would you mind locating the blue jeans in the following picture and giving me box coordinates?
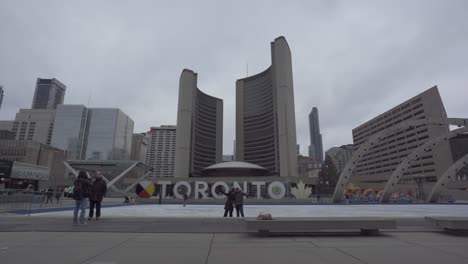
[73,198,89,224]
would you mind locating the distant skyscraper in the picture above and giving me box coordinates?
[32,78,66,110]
[146,126,176,177]
[12,109,55,145]
[236,36,298,177]
[174,69,223,178]
[0,86,4,110]
[222,155,234,162]
[51,105,134,160]
[325,144,354,174]
[131,133,148,163]
[308,107,323,163]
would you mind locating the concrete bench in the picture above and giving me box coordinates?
[245,217,396,236]
[425,217,468,235]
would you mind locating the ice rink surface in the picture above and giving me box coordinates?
[32,203,468,218]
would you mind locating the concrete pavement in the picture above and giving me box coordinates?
[1,212,467,264]
[1,231,468,264]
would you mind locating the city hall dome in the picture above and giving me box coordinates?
[201,161,270,177]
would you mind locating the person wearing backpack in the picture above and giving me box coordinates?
[73,171,92,225]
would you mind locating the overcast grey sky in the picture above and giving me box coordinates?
[0,0,467,156]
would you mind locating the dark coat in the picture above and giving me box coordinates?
[222,190,236,210]
[74,178,92,199]
[90,178,107,202]
[234,191,247,205]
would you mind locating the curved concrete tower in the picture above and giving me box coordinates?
[235,36,298,177]
[174,69,223,178]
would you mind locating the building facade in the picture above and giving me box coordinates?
[146,126,176,177]
[32,78,66,110]
[0,140,67,190]
[0,130,15,140]
[50,106,134,161]
[85,108,134,161]
[131,133,148,163]
[352,86,452,187]
[12,109,55,145]
[298,155,321,178]
[309,107,323,163]
[235,36,298,177]
[0,86,4,110]
[51,105,88,160]
[174,69,223,178]
[222,155,234,162]
[0,121,13,131]
[325,144,354,174]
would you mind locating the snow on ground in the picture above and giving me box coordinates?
[32,204,468,218]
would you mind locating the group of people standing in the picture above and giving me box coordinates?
[221,187,247,217]
[72,171,107,225]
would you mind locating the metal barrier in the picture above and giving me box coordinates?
[0,191,65,215]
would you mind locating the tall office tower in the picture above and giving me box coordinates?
[325,144,354,174]
[174,69,223,178]
[308,107,323,163]
[352,86,452,186]
[32,78,66,110]
[51,106,134,161]
[0,86,4,110]
[146,126,177,177]
[235,36,298,177]
[51,105,89,160]
[131,133,148,163]
[12,109,55,145]
[85,108,134,160]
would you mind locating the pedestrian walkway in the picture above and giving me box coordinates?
[1,231,468,264]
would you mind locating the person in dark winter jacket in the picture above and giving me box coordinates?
[73,171,92,225]
[220,188,236,217]
[46,189,54,204]
[234,188,248,217]
[88,172,107,221]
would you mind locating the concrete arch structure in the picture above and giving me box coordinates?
[380,125,468,202]
[427,153,468,203]
[331,118,468,203]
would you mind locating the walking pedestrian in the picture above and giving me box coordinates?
[88,172,107,221]
[316,194,321,203]
[46,189,54,204]
[73,171,92,225]
[221,188,236,217]
[234,188,247,217]
[55,190,61,203]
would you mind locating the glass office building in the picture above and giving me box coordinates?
[51,106,134,161]
[85,108,134,160]
[51,105,88,160]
